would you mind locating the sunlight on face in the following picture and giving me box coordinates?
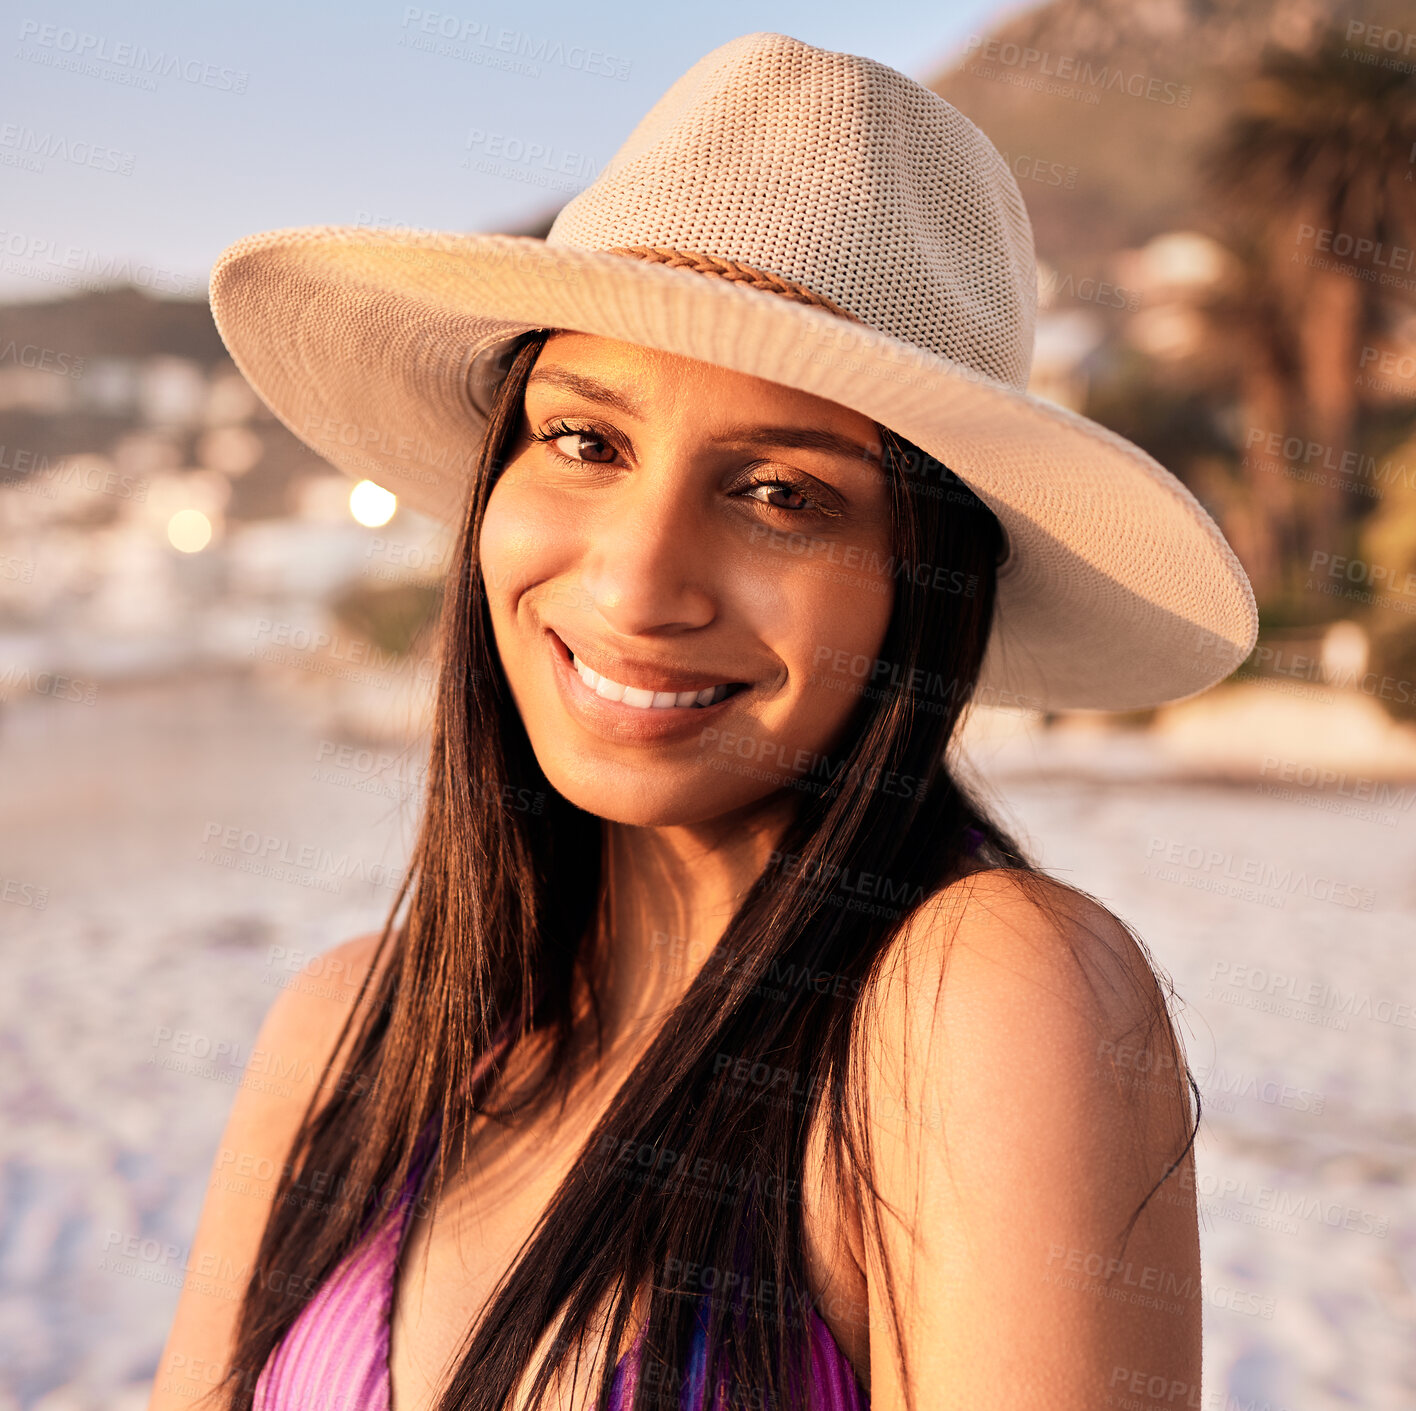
[479,332,896,828]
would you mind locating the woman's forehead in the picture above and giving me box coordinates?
[528,330,884,450]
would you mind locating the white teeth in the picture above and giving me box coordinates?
[571,652,734,709]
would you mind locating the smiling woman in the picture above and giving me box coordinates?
[482,333,898,818]
[165,28,1257,1411]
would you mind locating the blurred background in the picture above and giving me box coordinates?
[3,0,1415,1406]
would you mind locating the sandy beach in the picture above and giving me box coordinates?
[0,668,1412,1409]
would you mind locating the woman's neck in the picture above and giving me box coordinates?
[583,797,797,1055]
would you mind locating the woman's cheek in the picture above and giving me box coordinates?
[479,478,557,601]
[775,549,893,666]
[737,546,894,743]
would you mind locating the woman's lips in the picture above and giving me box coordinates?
[569,651,747,709]
[552,630,748,697]
[547,630,748,742]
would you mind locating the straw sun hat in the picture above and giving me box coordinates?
[208,30,1257,713]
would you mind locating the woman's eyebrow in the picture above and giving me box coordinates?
[711,426,882,468]
[526,367,881,468]
[526,367,642,417]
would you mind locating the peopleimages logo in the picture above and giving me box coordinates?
[0,230,203,296]
[15,20,249,93]
[0,123,136,176]
[0,340,86,377]
[1207,961,1416,1032]
[397,8,631,79]
[1259,756,1415,810]
[1144,837,1376,911]
[961,35,1191,106]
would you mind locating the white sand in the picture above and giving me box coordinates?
[0,672,1411,1409]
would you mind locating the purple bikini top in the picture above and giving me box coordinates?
[253,1022,869,1411]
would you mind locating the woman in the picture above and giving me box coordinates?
[153,31,1257,1411]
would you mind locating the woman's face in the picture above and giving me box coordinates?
[479,331,896,828]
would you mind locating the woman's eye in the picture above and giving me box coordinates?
[742,477,840,518]
[553,432,617,464]
[530,421,619,465]
[746,480,812,513]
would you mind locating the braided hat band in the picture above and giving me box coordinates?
[207,30,1257,711]
[606,247,863,321]
[503,246,864,349]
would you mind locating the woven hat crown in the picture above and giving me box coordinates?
[544,32,1039,391]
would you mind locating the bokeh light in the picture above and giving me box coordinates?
[166,508,213,552]
[350,479,397,527]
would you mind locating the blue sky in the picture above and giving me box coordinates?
[1,0,1029,300]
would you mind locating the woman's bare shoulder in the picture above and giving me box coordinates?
[870,866,1163,1034]
[856,865,1188,1149]
[854,870,1201,1405]
[145,929,389,1410]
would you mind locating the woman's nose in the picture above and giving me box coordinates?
[577,477,718,635]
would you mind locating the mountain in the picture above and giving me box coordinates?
[928,0,1399,267]
[0,285,228,367]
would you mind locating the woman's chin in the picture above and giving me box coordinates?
[539,761,786,830]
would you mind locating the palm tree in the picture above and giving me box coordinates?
[1181,228,1303,607]
[1199,25,1416,584]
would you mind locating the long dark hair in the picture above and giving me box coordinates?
[213,329,1199,1411]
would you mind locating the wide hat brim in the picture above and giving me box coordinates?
[208,224,1258,714]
